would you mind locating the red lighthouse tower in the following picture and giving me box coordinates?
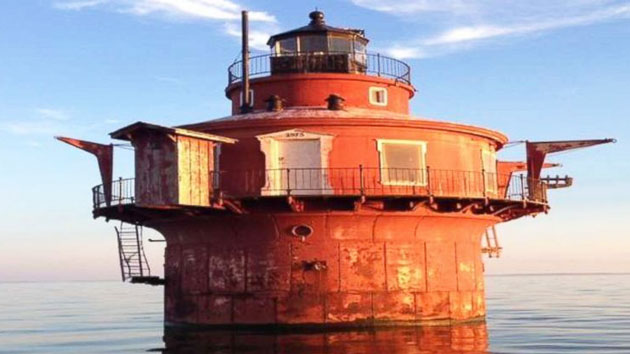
[59,11,613,328]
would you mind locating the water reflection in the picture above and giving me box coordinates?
[161,323,488,353]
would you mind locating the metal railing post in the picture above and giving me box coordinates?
[482,169,487,198]
[426,166,432,196]
[214,171,222,203]
[135,225,144,277]
[118,177,123,205]
[286,168,291,195]
[520,174,526,201]
[359,164,365,196]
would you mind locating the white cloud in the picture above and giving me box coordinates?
[35,108,70,121]
[54,0,275,22]
[122,0,275,22]
[54,0,277,52]
[54,0,108,11]
[350,0,474,15]
[223,22,277,51]
[385,46,427,60]
[353,0,630,59]
[426,4,630,45]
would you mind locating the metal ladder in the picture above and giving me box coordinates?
[115,222,151,281]
[482,226,502,258]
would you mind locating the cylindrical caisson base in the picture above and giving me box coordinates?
[153,209,497,328]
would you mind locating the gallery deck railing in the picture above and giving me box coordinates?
[227,52,412,85]
[92,168,547,209]
[93,177,134,209]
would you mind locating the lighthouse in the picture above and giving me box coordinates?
[58,11,613,328]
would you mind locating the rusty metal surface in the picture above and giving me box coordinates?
[526,139,615,179]
[156,210,495,326]
[55,137,113,206]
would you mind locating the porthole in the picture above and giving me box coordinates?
[291,224,314,238]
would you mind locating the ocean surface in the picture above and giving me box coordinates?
[1,274,629,353]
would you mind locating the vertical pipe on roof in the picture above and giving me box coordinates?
[240,11,251,114]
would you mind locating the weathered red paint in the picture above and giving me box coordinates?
[55,137,113,206]
[152,209,494,326]
[526,139,615,179]
[226,73,415,115]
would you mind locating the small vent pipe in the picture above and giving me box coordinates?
[326,94,345,110]
[265,95,285,112]
[240,11,251,114]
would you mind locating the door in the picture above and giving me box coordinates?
[276,140,322,195]
[481,149,498,195]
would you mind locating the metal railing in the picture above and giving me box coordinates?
[217,167,546,201]
[92,168,548,209]
[93,177,134,209]
[227,52,412,85]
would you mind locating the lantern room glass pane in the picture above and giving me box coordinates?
[276,38,297,56]
[300,35,328,53]
[329,36,352,53]
[354,40,367,64]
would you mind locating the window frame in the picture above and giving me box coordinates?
[298,35,328,54]
[369,87,388,106]
[328,35,352,53]
[377,139,428,186]
[274,38,298,56]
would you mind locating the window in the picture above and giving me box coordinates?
[369,87,388,106]
[299,35,328,53]
[275,38,297,56]
[377,139,427,185]
[239,89,254,107]
[481,149,497,193]
[329,36,352,53]
[354,40,367,64]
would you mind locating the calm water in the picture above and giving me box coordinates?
[1,274,629,353]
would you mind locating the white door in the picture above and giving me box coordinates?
[276,140,322,195]
[481,150,497,195]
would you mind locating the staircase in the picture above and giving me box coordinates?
[115,222,151,281]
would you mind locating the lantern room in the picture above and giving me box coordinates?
[225,11,415,115]
[267,11,369,75]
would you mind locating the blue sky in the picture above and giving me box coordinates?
[0,0,628,281]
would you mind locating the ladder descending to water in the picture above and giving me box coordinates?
[115,222,151,281]
[482,226,502,258]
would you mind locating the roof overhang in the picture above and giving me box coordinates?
[110,121,237,144]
